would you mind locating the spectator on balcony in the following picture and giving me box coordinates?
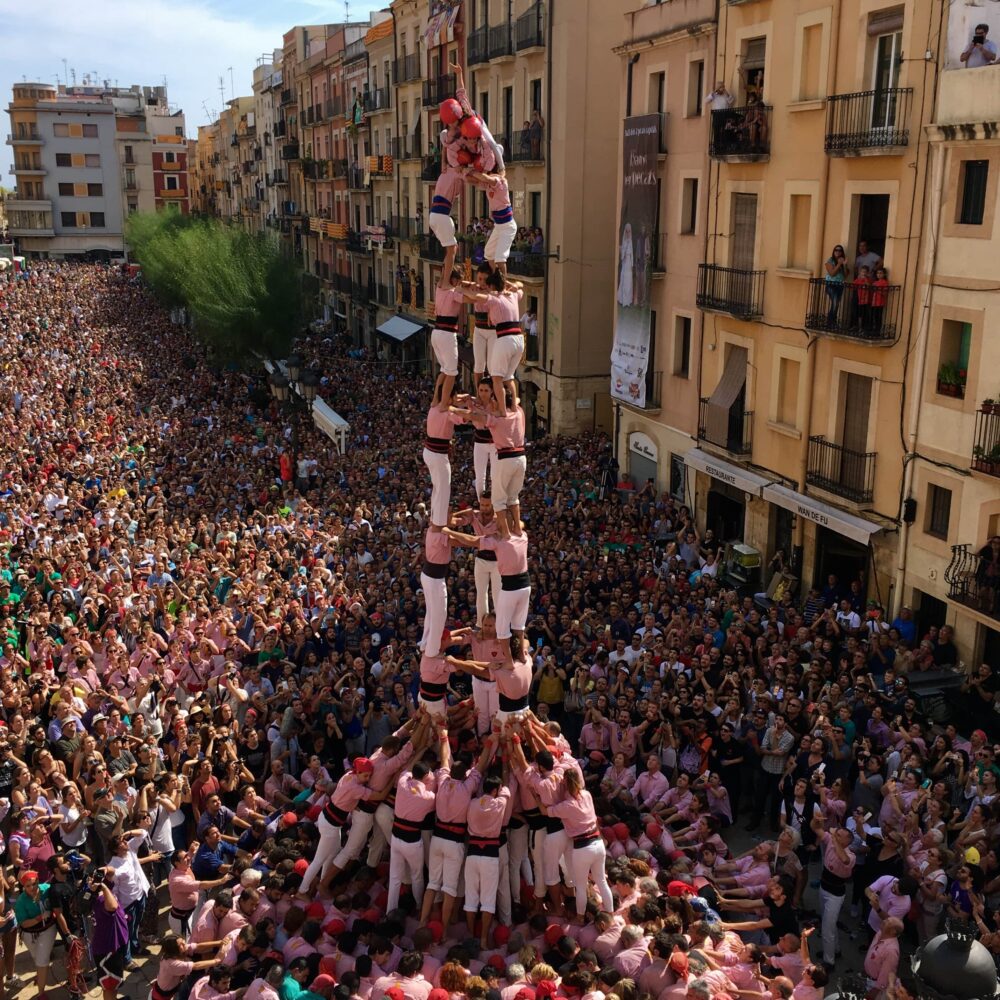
[855,241,883,276]
[520,306,537,340]
[975,537,1000,614]
[870,267,889,335]
[739,95,769,153]
[530,229,545,254]
[529,110,545,160]
[519,121,532,159]
[823,245,849,326]
[853,265,873,333]
[961,24,997,68]
[704,82,734,112]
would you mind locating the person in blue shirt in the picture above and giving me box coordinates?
[890,606,917,646]
[191,825,236,881]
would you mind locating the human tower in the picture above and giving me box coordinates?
[299,70,614,949]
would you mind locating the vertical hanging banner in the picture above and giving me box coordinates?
[611,115,660,408]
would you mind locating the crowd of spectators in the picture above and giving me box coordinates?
[0,263,995,1000]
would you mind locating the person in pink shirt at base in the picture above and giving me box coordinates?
[388,762,439,911]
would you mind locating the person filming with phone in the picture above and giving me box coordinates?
[961,23,997,67]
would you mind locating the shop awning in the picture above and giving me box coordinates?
[376,315,425,342]
[762,483,883,546]
[684,448,771,497]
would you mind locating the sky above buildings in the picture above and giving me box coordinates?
[0,0,387,180]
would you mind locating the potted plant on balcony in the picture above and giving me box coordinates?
[989,444,1000,475]
[937,362,961,397]
[983,398,998,416]
[974,445,986,470]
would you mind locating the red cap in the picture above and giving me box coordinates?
[306,901,326,920]
[311,975,337,992]
[456,149,476,166]
[18,869,39,886]
[353,757,375,775]
[427,919,445,943]
[460,116,483,140]
[645,821,663,841]
[362,907,381,924]
[283,811,298,827]
[588,751,607,766]
[494,924,511,945]
[439,98,462,125]
[293,858,309,876]
[544,924,563,947]
[319,956,338,977]
[429,991,450,1000]
[385,989,406,1000]
[667,880,696,897]
[535,982,557,1000]
[668,850,687,863]
[612,822,629,842]
[515,991,535,1000]
[488,955,506,972]
[324,918,347,936]
[306,803,322,822]
[668,953,690,977]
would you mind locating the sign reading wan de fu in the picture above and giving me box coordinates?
[610,115,660,409]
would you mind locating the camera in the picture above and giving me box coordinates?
[974,33,986,45]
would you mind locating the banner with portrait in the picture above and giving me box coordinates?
[611,115,660,408]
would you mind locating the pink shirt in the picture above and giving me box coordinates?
[487,407,525,451]
[485,176,512,214]
[469,635,504,667]
[189,898,224,945]
[863,932,899,989]
[547,789,599,838]
[435,766,481,823]
[467,787,512,839]
[425,406,464,441]
[244,982,280,1000]
[168,867,200,911]
[613,942,651,979]
[434,286,464,319]
[368,735,416,795]
[486,288,523,328]
[471,512,498,543]
[580,723,612,754]
[394,771,437,823]
[867,875,910,931]
[493,654,532,700]
[330,771,374,813]
[424,529,451,567]
[373,974,432,1000]
[419,653,452,685]
[821,831,856,878]
[480,532,528,576]
[633,771,670,810]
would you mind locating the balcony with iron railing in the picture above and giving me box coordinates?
[506,252,547,279]
[395,53,421,84]
[281,143,300,161]
[825,88,912,156]
[375,282,395,307]
[421,155,442,182]
[389,216,424,240]
[6,131,41,144]
[804,277,901,343]
[946,543,1000,621]
[419,233,448,262]
[698,399,753,456]
[468,26,489,66]
[709,103,772,161]
[391,136,419,161]
[423,75,456,108]
[364,88,391,115]
[806,436,876,504]
[272,168,287,185]
[516,2,546,50]
[326,97,345,119]
[280,89,295,106]
[347,230,367,253]
[488,23,514,59]
[348,166,368,190]
[495,132,546,164]
[971,404,1000,477]
[274,120,287,138]
[696,264,765,320]
[330,158,349,179]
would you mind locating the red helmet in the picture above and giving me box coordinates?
[439,98,462,125]
[460,116,483,140]
[456,148,476,166]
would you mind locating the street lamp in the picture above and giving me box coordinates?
[299,368,320,404]
[269,370,290,402]
[286,352,303,383]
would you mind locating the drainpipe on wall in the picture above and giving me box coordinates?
[541,0,554,431]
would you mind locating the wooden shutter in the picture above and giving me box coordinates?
[71,153,85,168]
[840,374,872,453]
[706,346,748,445]
[730,194,757,271]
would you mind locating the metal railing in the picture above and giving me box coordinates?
[375,283,395,307]
[972,405,1000,477]
[696,264,765,320]
[825,88,912,154]
[516,2,546,50]
[281,143,300,161]
[280,89,294,106]
[489,23,514,59]
[419,233,448,262]
[946,543,1000,619]
[507,252,547,278]
[329,273,352,293]
[364,88,391,114]
[699,399,753,455]
[394,53,421,84]
[804,277,900,342]
[330,158,348,179]
[468,26,489,66]
[502,132,545,163]
[806,436,876,504]
[274,120,287,138]
[709,104,772,160]
[421,155,441,182]
[422,75,456,108]
[347,230,367,253]
[391,137,419,160]
[348,166,368,190]
[272,169,286,184]
[389,216,424,240]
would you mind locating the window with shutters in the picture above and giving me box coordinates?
[730,194,757,270]
[742,38,767,102]
[925,484,952,539]
[84,154,100,168]
[82,124,98,137]
[60,212,77,227]
[776,357,801,428]
[686,60,704,117]
[673,316,692,378]
[53,123,69,137]
[959,161,989,226]
[55,153,71,167]
[58,182,74,196]
[89,212,105,227]
[681,178,698,235]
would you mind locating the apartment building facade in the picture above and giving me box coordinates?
[6,82,188,257]
[624,0,941,606]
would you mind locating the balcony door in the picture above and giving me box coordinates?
[730,194,757,270]
[839,373,872,495]
[871,23,902,130]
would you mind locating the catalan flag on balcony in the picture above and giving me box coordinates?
[380,155,393,174]
[310,217,323,234]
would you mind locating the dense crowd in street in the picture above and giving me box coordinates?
[0,262,996,1000]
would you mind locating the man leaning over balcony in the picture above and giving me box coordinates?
[961,24,997,68]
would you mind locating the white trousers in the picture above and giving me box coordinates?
[465,853,501,914]
[420,571,448,656]
[486,219,518,263]
[495,585,531,639]
[543,826,574,887]
[474,441,497,499]
[473,326,494,374]
[388,835,426,911]
[474,556,501,624]
[366,802,395,867]
[472,676,500,736]
[418,694,447,718]
[819,887,846,965]
[422,448,451,526]
[508,822,532,903]
[488,334,524,381]
[493,456,526,512]
[431,329,459,377]
[429,211,457,248]
[427,836,466,895]
[300,813,343,893]
[333,807,375,870]
[21,923,57,969]
[497,841,513,926]
[570,840,614,916]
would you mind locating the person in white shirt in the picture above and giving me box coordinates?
[835,600,861,633]
[704,82,734,111]
[961,24,998,68]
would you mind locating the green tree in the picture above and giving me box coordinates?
[126,212,301,362]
